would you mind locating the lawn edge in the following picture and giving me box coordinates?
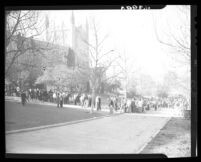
[6,112,123,135]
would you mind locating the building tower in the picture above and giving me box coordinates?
[70,11,90,68]
[71,11,77,66]
[85,18,89,67]
[71,11,75,49]
[45,14,50,42]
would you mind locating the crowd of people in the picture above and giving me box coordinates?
[5,86,102,110]
[107,95,190,113]
[5,85,189,112]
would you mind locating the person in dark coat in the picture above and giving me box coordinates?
[49,90,53,102]
[88,95,92,107]
[59,93,63,108]
[36,88,40,100]
[131,99,135,113]
[66,93,70,104]
[98,96,101,111]
[56,92,60,108]
[21,91,27,106]
[109,97,114,114]
[75,94,80,105]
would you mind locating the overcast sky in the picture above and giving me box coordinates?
[37,5,190,84]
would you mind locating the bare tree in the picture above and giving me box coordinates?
[80,18,120,112]
[152,6,190,65]
[115,50,129,99]
[152,5,191,100]
[5,10,47,78]
[115,49,141,100]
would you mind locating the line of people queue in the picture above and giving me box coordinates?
[55,92,102,111]
[18,88,102,110]
[7,86,189,112]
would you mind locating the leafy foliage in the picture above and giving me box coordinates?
[35,64,89,92]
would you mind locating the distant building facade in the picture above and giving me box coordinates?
[6,12,90,92]
[45,11,89,69]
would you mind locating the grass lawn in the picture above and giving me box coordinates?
[140,117,191,157]
[5,101,108,131]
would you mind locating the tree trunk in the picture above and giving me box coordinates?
[91,87,96,113]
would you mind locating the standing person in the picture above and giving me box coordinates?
[96,96,101,111]
[28,88,32,101]
[25,90,29,103]
[36,88,39,100]
[113,97,116,111]
[42,90,46,102]
[138,98,143,112]
[59,93,63,108]
[66,93,70,104]
[122,97,127,113]
[49,89,53,103]
[120,97,123,112]
[84,94,89,108]
[33,88,36,100]
[127,99,132,113]
[62,91,66,104]
[53,91,57,103]
[142,98,146,113]
[21,90,27,106]
[131,98,135,113]
[114,96,118,111]
[16,86,20,97]
[153,99,157,111]
[147,99,150,110]
[73,94,76,105]
[63,92,67,104]
[88,94,92,107]
[39,89,42,101]
[56,92,60,108]
[98,96,101,111]
[74,94,79,105]
[109,96,114,114]
[80,94,84,108]
[95,96,99,111]
[30,88,33,100]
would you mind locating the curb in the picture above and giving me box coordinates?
[6,112,123,135]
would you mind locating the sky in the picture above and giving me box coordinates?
[37,5,190,85]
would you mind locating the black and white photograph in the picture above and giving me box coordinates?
[5,5,195,158]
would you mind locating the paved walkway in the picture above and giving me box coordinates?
[6,114,170,154]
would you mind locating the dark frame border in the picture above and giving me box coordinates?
[1,3,197,159]
[191,5,197,158]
